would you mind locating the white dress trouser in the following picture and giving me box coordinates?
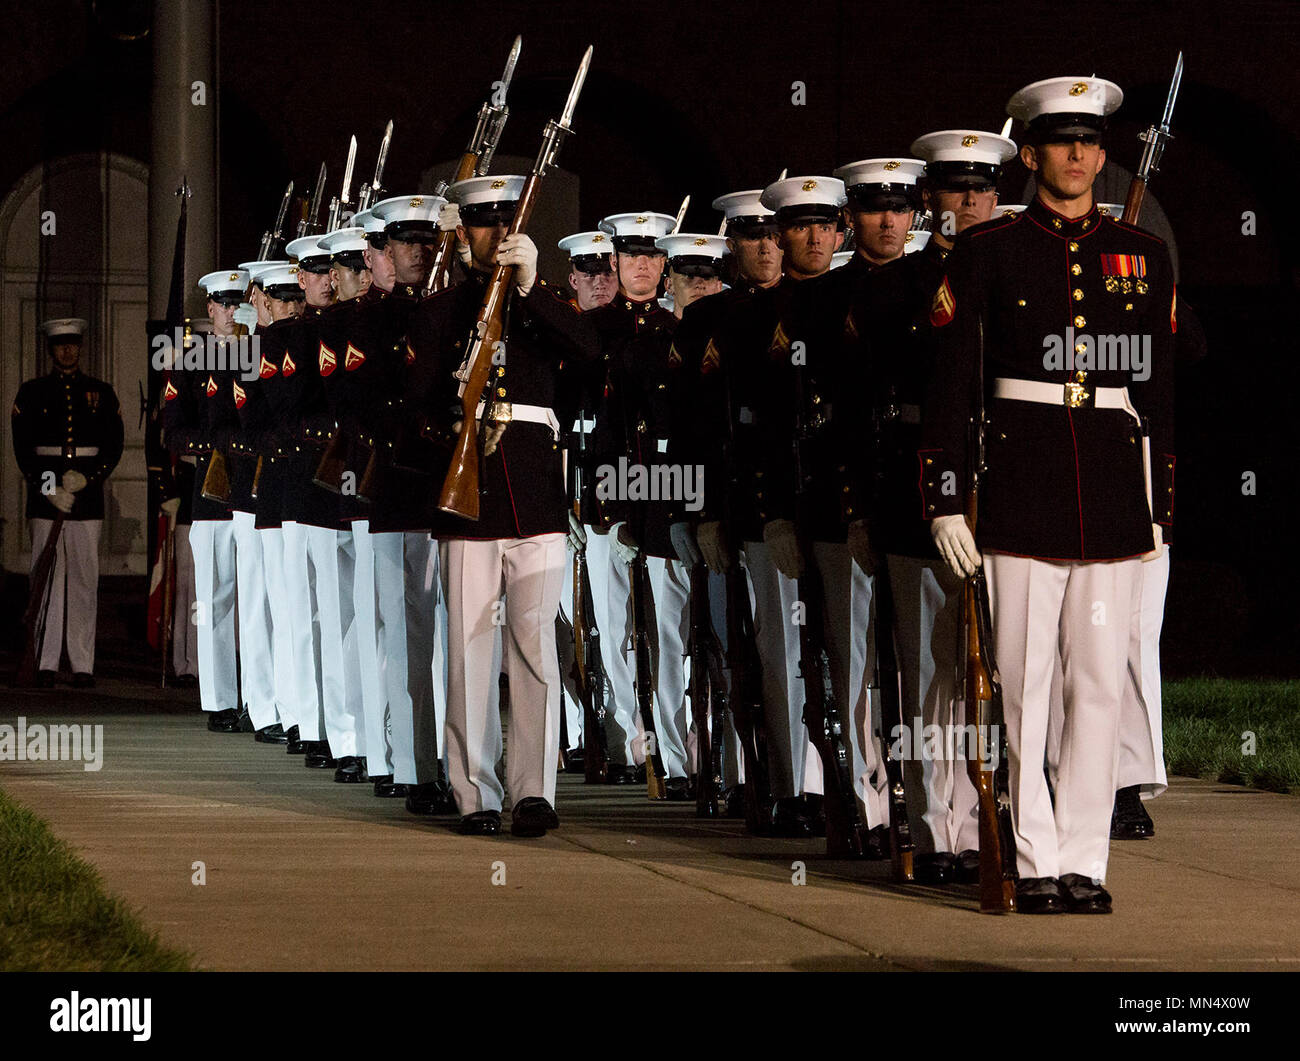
[258,526,297,731]
[888,554,978,855]
[185,518,238,713]
[588,527,643,766]
[985,552,1140,883]
[374,531,444,785]
[352,522,388,772]
[30,518,102,676]
[556,553,585,752]
[171,524,199,677]
[231,511,276,730]
[305,525,362,758]
[441,534,566,814]
[645,555,692,779]
[280,522,321,739]
[1045,549,1171,799]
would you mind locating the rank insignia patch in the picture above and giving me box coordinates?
[702,338,721,376]
[319,343,337,376]
[1171,284,1177,334]
[930,276,955,327]
[163,380,178,402]
[281,350,296,377]
[233,381,247,408]
[1100,254,1147,278]
[344,343,366,371]
[259,355,277,379]
[405,343,416,366]
[205,376,217,397]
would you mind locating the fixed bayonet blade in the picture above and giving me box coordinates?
[1000,117,1014,138]
[1160,51,1184,130]
[778,168,788,181]
[559,45,593,129]
[499,34,522,98]
[672,195,690,234]
[372,120,393,196]
[340,135,357,206]
[273,180,293,237]
[308,162,327,228]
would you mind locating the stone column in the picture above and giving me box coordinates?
[149,0,215,321]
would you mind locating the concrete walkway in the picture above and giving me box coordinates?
[3,680,1299,971]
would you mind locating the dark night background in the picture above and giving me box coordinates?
[1,0,1297,674]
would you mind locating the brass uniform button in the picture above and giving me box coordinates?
[1069,241,1079,252]
[1072,289,1084,301]
[1071,264,1082,276]
[1074,316,1086,328]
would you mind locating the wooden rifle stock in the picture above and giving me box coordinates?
[873,563,914,882]
[687,561,724,818]
[16,512,65,686]
[426,150,480,295]
[313,429,348,493]
[573,544,610,783]
[1122,180,1147,226]
[724,565,772,834]
[160,514,175,687]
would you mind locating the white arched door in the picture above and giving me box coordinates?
[0,152,150,576]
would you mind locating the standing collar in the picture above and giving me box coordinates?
[1027,196,1101,239]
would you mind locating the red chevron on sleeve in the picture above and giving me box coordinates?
[930,276,955,327]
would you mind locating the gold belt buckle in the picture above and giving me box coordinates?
[488,401,513,424]
[1064,380,1090,408]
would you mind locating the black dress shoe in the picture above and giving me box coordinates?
[664,777,691,802]
[405,780,458,815]
[722,785,747,819]
[511,797,559,837]
[770,796,813,837]
[255,723,288,744]
[1059,872,1112,914]
[632,763,647,784]
[864,824,891,861]
[458,810,502,836]
[371,776,408,798]
[953,849,981,884]
[1110,785,1154,839]
[605,765,635,785]
[1016,876,1067,914]
[333,756,368,783]
[71,672,95,689]
[303,741,336,768]
[915,851,958,885]
[284,725,306,754]
[562,748,586,774]
[236,707,254,732]
[207,708,243,733]
[35,670,56,688]
[174,673,199,689]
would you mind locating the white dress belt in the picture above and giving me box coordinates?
[473,402,560,441]
[35,446,100,457]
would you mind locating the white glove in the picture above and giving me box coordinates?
[763,519,804,580]
[1142,523,1165,562]
[161,496,181,526]
[932,514,981,579]
[567,511,587,552]
[233,303,258,332]
[847,518,880,578]
[49,487,75,513]
[670,522,702,567]
[437,202,461,233]
[497,233,538,296]
[62,470,87,493]
[609,521,640,564]
[696,520,732,574]
[451,417,507,457]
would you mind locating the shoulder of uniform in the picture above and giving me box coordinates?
[1106,216,1167,246]
[961,212,1022,242]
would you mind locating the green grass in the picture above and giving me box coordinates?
[1163,678,1300,794]
[0,788,193,971]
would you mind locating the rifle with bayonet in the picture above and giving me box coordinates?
[687,559,727,817]
[964,315,1017,913]
[425,34,522,295]
[629,552,669,800]
[357,120,393,213]
[1123,52,1182,225]
[791,364,871,859]
[259,181,294,261]
[297,162,328,238]
[436,43,589,520]
[571,413,610,783]
[325,136,358,234]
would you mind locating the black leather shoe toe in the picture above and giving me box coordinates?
[1016,876,1067,914]
[333,756,367,783]
[207,708,243,733]
[511,797,559,837]
[406,781,458,815]
[1110,785,1154,839]
[1059,872,1112,914]
[722,785,747,819]
[303,742,336,768]
[770,796,813,837]
[953,849,981,884]
[664,777,690,801]
[605,765,634,785]
[915,851,958,885]
[458,810,502,836]
[284,725,306,754]
[255,723,288,744]
[236,707,255,733]
[865,825,892,861]
[71,672,95,689]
